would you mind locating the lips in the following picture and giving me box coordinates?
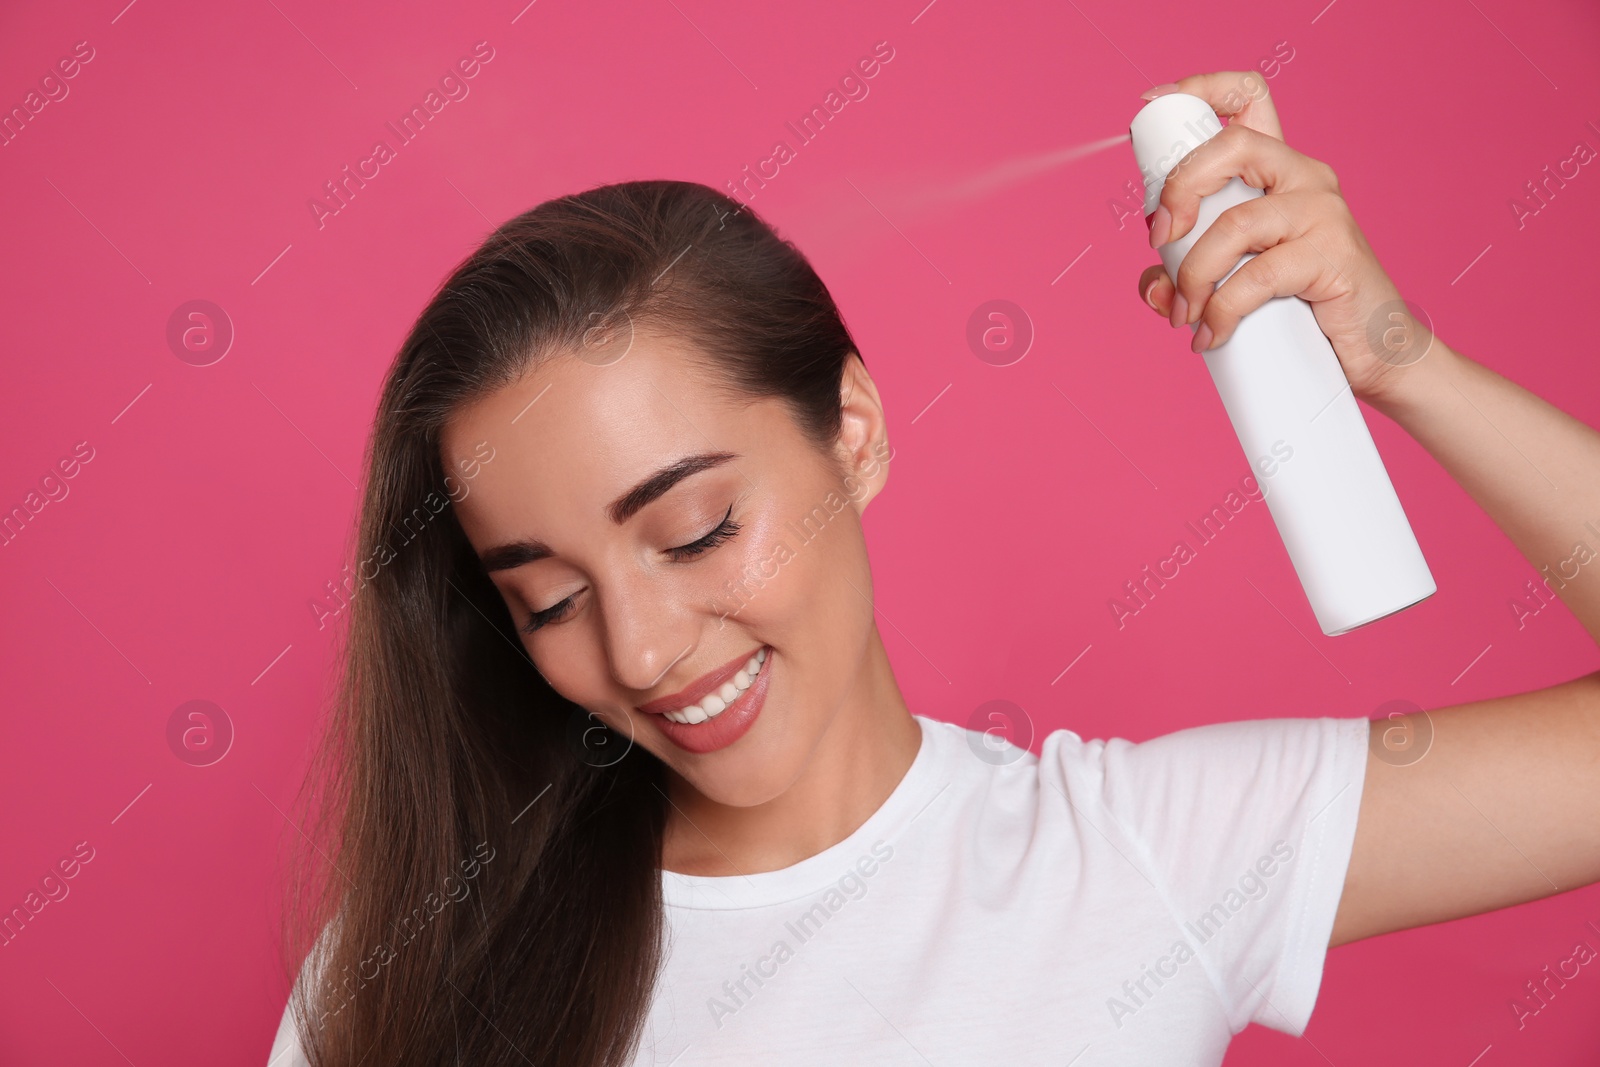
[637,645,767,717]
[650,648,772,755]
[636,645,773,755]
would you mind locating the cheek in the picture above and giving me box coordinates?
[716,490,869,640]
[705,503,817,624]
[526,620,610,714]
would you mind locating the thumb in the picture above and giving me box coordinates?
[1138,266,1174,318]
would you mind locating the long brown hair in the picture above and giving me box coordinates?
[280,180,862,1065]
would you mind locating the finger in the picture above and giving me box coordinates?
[1138,266,1174,317]
[1164,70,1283,140]
[1159,124,1337,246]
[1171,192,1317,326]
[1193,241,1346,351]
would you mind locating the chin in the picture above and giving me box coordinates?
[673,759,799,809]
[655,714,814,809]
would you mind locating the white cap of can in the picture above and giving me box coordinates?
[1128,93,1224,217]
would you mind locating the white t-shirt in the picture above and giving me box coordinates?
[267,712,1369,1066]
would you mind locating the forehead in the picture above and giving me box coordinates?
[441,333,780,541]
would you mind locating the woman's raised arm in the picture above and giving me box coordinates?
[1134,70,1600,947]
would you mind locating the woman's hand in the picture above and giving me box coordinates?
[1135,71,1433,407]
[1132,77,1600,955]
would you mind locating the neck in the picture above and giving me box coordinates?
[659,628,921,876]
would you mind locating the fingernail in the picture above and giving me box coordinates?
[1140,83,1180,100]
[1191,322,1213,353]
[1148,204,1172,248]
[1169,292,1187,329]
[1142,280,1161,312]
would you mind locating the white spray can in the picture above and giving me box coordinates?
[1129,92,1435,635]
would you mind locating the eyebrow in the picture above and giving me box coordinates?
[477,450,739,574]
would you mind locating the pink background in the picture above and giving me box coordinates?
[3,0,1598,1062]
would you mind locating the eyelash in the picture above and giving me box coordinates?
[519,507,742,634]
[666,505,741,563]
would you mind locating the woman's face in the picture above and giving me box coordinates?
[441,327,893,808]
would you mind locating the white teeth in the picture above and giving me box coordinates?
[661,648,768,725]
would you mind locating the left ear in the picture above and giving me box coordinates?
[832,353,893,515]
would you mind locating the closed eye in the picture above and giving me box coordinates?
[519,506,742,634]
[665,505,741,563]
[521,594,575,635]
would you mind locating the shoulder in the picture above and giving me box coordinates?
[1038,714,1369,780]
[919,710,1365,772]
[266,991,310,1067]
[266,918,340,1067]
[917,711,1369,835]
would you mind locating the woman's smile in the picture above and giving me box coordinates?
[640,645,772,754]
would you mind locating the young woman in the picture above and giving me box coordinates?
[267,70,1600,1066]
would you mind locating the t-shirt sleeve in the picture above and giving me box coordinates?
[1052,715,1369,1037]
[266,923,333,1067]
[266,993,310,1067]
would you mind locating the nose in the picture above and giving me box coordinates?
[596,574,697,697]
